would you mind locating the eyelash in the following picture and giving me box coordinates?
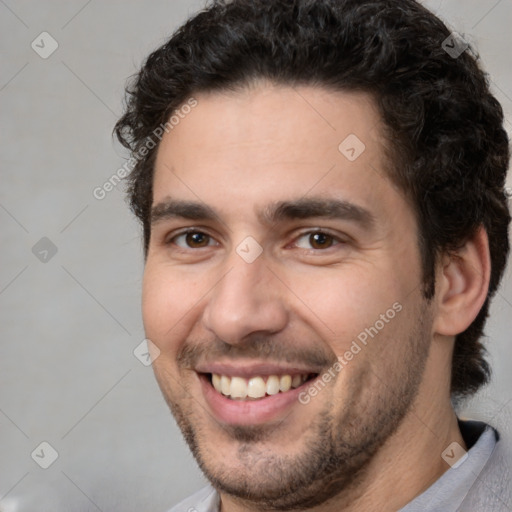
[166,228,345,252]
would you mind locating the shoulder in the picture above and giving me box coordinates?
[401,420,511,512]
[166,485,219,512]
[459,425,512,511]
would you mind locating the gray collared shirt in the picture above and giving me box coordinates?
[399,423,497,512]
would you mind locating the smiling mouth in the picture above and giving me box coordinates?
[207,373,318,401]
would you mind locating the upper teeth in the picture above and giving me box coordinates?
[211,374,309,399]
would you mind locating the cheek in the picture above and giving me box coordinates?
[142,266,166,334]
[287,264,403,340]
[285,264,417,383]
[141,264,201,349]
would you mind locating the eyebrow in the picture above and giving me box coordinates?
[259,197,375,228]
[151,200,219,225]
[150,197,375,229]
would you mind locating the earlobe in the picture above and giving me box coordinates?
[434,227,491,337]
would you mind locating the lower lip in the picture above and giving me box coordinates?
[199,374,311,426]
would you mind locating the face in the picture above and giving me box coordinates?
[143,83,434,509]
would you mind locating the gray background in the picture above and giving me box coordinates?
[0,1,511,511]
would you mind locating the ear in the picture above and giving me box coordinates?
[433,226,491,336]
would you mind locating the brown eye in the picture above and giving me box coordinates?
[185,232,210,248]
[171,231,215,249]
[294,231,341,251]
[309,232,333,249]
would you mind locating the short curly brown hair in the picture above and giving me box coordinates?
[114,0,510,400]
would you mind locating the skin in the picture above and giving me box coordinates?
[142,82,490,511]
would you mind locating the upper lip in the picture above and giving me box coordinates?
[195,361,322,378]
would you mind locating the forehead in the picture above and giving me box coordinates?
[152,84,403,224]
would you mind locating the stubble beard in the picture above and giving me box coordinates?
[154,314,431,510]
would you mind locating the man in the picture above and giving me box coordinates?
[114,0,511,510]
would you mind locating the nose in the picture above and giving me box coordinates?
[202,253,288,345]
